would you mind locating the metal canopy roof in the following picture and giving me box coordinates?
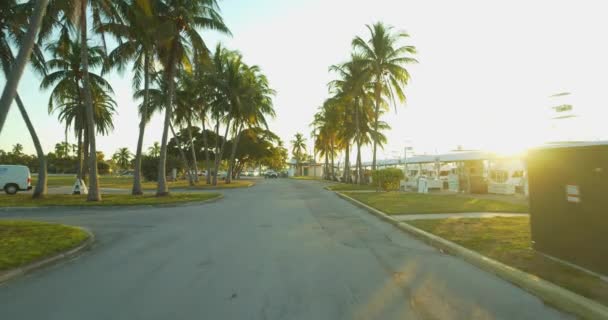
[362,151,500,167]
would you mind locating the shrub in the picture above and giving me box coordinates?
[372,168,405,191]
[141,155,183,181]
[97,161,111,175]
[141,156,159,181]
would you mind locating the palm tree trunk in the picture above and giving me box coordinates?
[324,150,329,180]
[156,39,178,196]
[226,123,243,184]
[0,57,47,197]
[15,94,47,198]
[213,113,233,185]
[80,0,101,201]
[343,145,350,183]
[0,0,48,133]
[202,119,211,184]
[187,122,199,183]
[132,52,150,195]
[371,82,382,171]
[330,139,335,180]
[354,98,361,185]
[76,129,83,180]
[170,123,194,186]
[356,139,362,185]
[212,117,220,185]
[82,125,89,184]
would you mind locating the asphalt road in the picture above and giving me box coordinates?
[0,179,572,320]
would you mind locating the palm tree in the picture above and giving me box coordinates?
[352,22,417,170]
[174,71,202,184]
[102,0,158,195]
[113,147,132,171]
[311,104,339,180]
[49,84,117,183]
[136,71,196,185]
[203,44,248,185]
[329,56,374,184]
[148,142,161,158]
[78,0,104,201]
[291,133,306,176]
[38,0,121,201]
[320,99,341,180]
[0,0,49,133]
[225,64,275,183]
[43,34,114,186]
[204,45,243,185]
[0,1,49,198]
[190,67,214,184]
[12,143,24,155]
[153,0,230,196]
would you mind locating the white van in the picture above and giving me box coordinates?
[0,165,32,195]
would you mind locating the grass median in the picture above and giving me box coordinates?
[0,193,221,207]
[327,184,377,191]
[33,175,253,190]
[290,176,321,180]
[0,220,89,271]
[344,192,529,214]
[408,217,608,306]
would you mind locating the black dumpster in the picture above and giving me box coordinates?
[527,142,608,275]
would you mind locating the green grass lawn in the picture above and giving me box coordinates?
[188,180,253,189]
[327,183,377,191]
[0,193,221,207]
[34,175,253,190]
[344,192,529,215]
[0,220,89,271]
[408,217,608,306]
[290,176,322,180]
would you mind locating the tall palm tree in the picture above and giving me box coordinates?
[291,133,306,176]
[49,84,117,181]
[38,0,121,201]
[78,0,102,201]
[42,33,113,185]
[192,68,214,185]
[311,104,339,180]
[153,0,230,196]
[113,147,132,170]
[39,0,117,200]
[352,22,417,170]
[0,0,48,133]
[225,64,275,183]
[136,71,196,185]
[102,0,158,195]
[0,0,49,197]
[329,56,373,184]
[204,45,244,185]
[174,70,202,183]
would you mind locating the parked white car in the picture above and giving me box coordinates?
[0,165,32,195]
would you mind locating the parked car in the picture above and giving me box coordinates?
[198,170,208,177]
[264,170,278,179]
[0,165,32,195]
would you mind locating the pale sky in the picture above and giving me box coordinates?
[1,0,608,161]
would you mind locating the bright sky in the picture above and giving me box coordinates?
[1,0,607,161]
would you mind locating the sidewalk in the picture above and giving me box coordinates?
[394,212,528,221]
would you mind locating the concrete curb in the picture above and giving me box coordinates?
[0,227,95,285]
[335,191,608,320]
[0,194,224,213]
